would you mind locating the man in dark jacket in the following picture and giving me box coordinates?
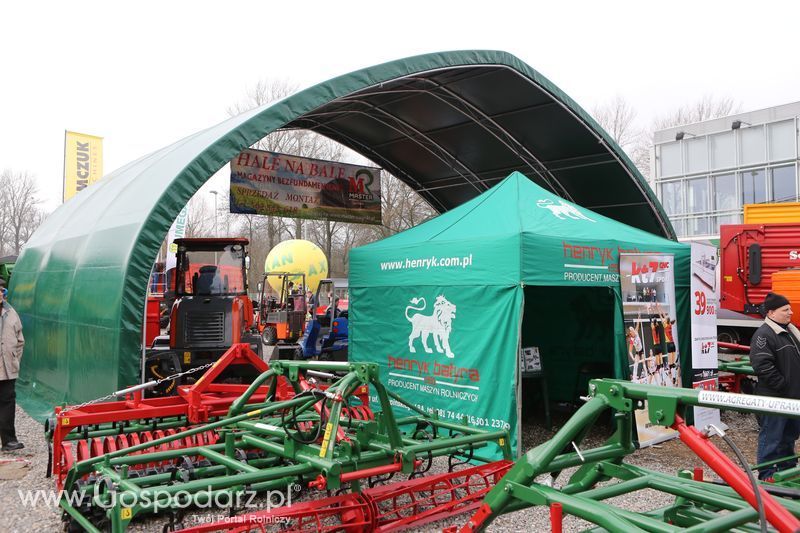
[750,292,800,480]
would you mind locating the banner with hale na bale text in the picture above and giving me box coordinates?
[230,148,382,225]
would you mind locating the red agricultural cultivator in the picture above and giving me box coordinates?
[45,344,511,532]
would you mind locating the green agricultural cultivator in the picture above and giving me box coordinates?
[46,344,511,532]
[456,379,800,533]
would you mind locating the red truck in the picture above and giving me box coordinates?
[719,222,800,344]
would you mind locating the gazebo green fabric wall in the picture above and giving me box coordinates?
[349,172,690,456]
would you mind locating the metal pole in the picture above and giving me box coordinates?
[210,189,218,237]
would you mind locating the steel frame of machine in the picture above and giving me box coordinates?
[460,379,800,533]
[52,352,511,532]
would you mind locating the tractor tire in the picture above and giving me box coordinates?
[717,327,741,346]
[292,346,305,360]
[262,327,278,346]
[143,350,182,397]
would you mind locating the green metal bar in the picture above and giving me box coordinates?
[680,506,763,532]
[60,498,103,533]
[578,476,651,500]
[476,395,609,530]
[371,378,404,449]
[228,369,276,416]
[546,443,629,473]
[240,433,339,474]
[200,448,259,473]
[404,430,509,455]
[503,480,651,533]
[718,359,754,375]
[95,456,281,489]
[387,389,432,417]
[109,461,316,503]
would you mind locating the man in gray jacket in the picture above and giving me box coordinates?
[0,282,25,451]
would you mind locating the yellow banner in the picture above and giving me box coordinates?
[63,131,103,202]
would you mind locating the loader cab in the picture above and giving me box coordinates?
[174,238,250,299]
[145,237,258,396]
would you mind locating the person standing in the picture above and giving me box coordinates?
[751,292,800,480]
[0,282,25,451]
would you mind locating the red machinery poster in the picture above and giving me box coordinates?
[620,253,680,446]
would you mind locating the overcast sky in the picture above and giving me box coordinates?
[2,1,799,212]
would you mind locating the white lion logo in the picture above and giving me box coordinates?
[536,199,595,222]
[405,295,456,358]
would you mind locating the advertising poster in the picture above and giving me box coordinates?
[165,205,190,273]
[352,284,519,459]
[690,242,721,429]
[620,253,679,446]
[229,148,382,224]
[63,131,103,202]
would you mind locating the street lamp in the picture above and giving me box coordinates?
[209,190,218,237]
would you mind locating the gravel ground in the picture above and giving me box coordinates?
[0,404,761,532]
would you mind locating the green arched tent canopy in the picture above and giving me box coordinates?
[11,50,675,419]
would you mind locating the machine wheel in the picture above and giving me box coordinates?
[292,346,305,360]
[143,351,182,397]
[262,327,278,346]
[717,327,741,346]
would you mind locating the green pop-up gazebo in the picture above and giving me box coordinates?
[349,172,690,456]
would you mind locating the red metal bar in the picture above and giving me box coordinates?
[672,414,800,533]
[308,460,423,490]
[550,502,563,533]
[718,341,751,352]
[51,344,278,490]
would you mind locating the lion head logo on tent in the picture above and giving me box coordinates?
[405,295,456,358]
[536,199,595,222]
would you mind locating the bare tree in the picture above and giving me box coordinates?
[0,169,45,255]
[652,95,740,131]
[183,195,214,238]
[367,172,436,240]
[592,95,641,151]
[634,95,741,180]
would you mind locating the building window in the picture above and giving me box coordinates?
[768,120,796,161]
[685,137,708,174]
[661,181,683,215]
[687,177,709,212]
[670,218,685,237]
[713,173,737,211]
[710,131,735,169]
[715,213,741,230]
[688,216,710,236]
[739,125,766,165]
[659,142,682,177]
[771,165,797,202]
[741,169,766,204]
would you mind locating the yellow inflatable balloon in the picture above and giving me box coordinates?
[265,239,329,292]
